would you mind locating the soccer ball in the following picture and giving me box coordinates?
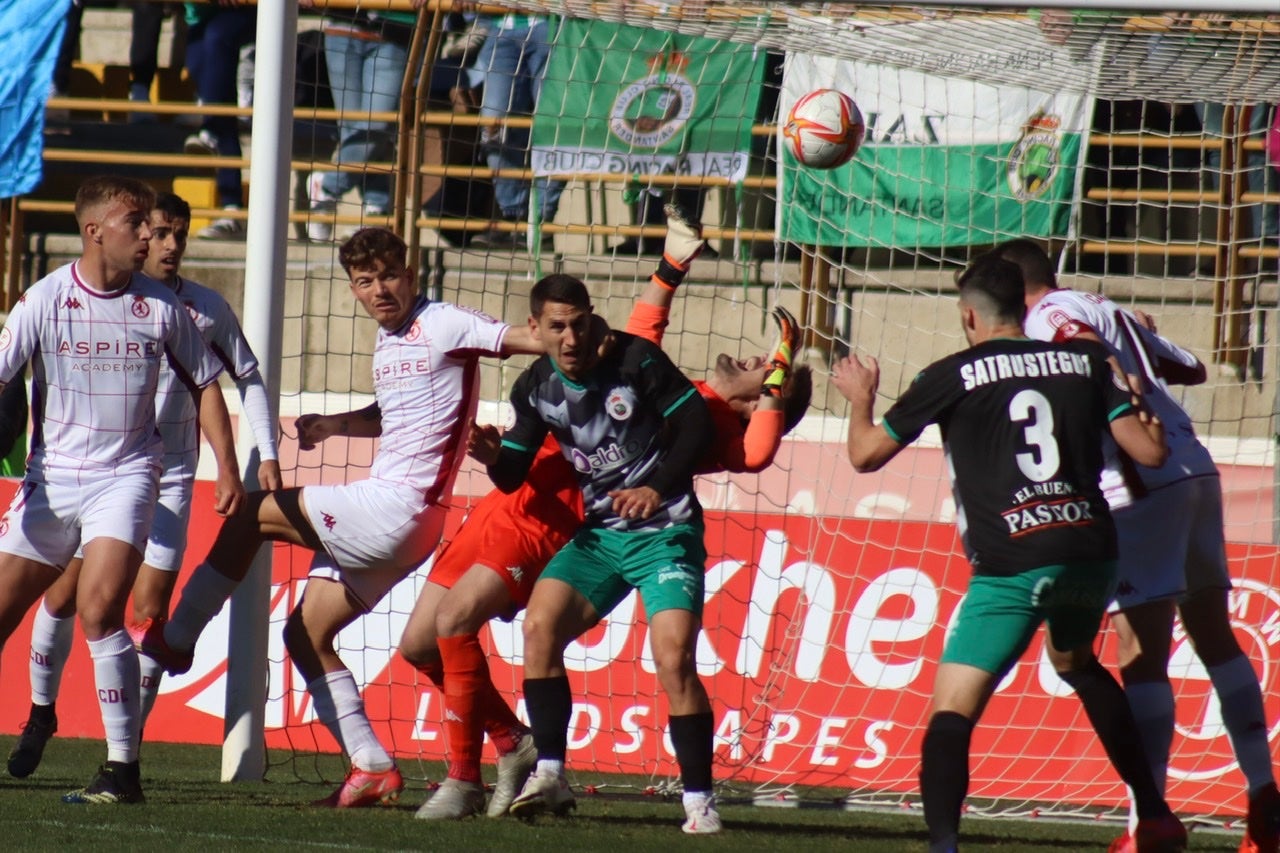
[782,89,865,169]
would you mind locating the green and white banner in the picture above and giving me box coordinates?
[779,46,1094,248]
[532,19,764,183]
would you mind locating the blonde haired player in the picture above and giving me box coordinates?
[8,192,280,780]
[0,176,244,804]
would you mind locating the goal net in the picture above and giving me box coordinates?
[166,1,1279,826]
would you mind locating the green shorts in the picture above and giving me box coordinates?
[941,561,1117,676]
[540,522,707,619]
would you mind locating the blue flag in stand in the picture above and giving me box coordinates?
[0,0,71,199]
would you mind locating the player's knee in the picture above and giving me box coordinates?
[77,604,125,641]
[281,607,319,661]
[434,598,475,639]
[398,633,439,668]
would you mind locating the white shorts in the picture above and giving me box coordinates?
[72,462,193,571]
[144,462,195,572]
[302,479,447,611]
[0,467,161,569]
[1111,475,1230,610]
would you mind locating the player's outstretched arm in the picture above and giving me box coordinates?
[625,203,707,345]
[497,323,545,357]
[235,369,282,490]
[195,383,247,517]
[831,354,903,473]
[296,403,382,451]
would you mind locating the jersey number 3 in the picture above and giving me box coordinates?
[1009,389,1060,482]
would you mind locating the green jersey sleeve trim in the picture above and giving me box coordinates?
[500,438,532,453]
[1107,403,1135,422]
[662,386,697,417]
[882,418,904,444]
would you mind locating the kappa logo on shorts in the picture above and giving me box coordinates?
[1168,578,1280,782]
[130,296,150,318]
[507,565,524,584]
[0,517,8,537]
[322,512,337,531]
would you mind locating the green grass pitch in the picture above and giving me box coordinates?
[0,736,1243,851]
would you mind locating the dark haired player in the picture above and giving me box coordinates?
[471,271,727,833]
[132,227,542,808]
[832,255,1186,852]
[402,207,810,822]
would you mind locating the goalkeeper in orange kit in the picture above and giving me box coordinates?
[399,204,812,821]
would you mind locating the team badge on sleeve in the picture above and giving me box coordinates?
[606,388,635,420]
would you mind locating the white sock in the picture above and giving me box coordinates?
[1208,655,1277,794]
[88,630,140,763]
[307,670,393,772]
[536,758,565,777]
[138,654,165,727]
[29,602,75,706]
[1124,680,1175,832]
[682,790,714,808]
[166,563,240,653]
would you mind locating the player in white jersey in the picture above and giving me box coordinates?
[998,238,1280,853]
[131,226,544,808]
[8,193,282,781]
[0,176,244,805]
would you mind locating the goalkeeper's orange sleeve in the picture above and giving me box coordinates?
[625,302,669,347]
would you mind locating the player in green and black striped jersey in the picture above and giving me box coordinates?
[832,255,1185,853]
[477,273,721,832]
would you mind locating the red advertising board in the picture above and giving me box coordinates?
[1,447,1277,816]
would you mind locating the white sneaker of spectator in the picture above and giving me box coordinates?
[197,207,246,240]
[307,172,338,242]
[183,128,220,157]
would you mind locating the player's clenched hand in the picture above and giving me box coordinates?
[467,421,502,465]
[1133,310,1157,333]
[258,459,283,491]
[295,413,335,451]
[608,486,661,521]
[762,306,800,396]
[830,354,880,405]
[214,468,247,517]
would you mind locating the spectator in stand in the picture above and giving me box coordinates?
[127,1,179,124]
[303,0,416,243]
[182,1,256,240]
[50,1,85,105]
[1199,101,1280,252]
[469,12,564,252]
[614,187,707,256]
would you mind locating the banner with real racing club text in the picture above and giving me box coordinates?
[0,439,1276,818]
[531,18,764,186]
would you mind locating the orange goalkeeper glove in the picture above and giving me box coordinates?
[762,306,800,397]
[653,202,706,290]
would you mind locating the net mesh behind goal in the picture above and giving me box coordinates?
[237,2,1280,825]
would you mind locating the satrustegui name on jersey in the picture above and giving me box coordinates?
[960,350,1091,391]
